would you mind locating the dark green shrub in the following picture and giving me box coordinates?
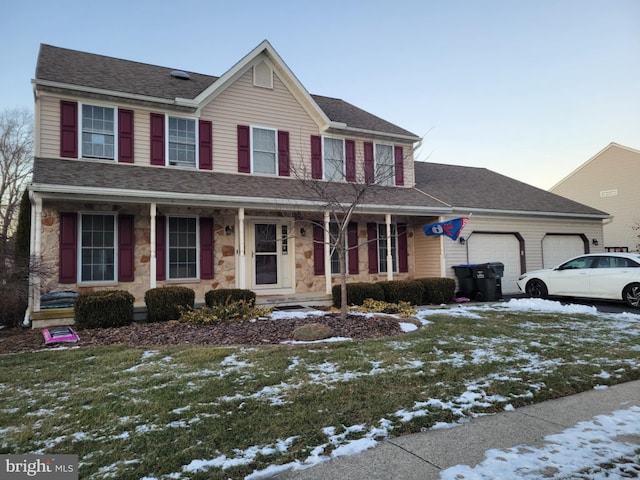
[74,290,134,329]
[332,282,385,307]
[376,280,425,305]
[416,277,456,304]
[145,286,195,323]
[0,282,27,328]
[205,288,256,307]
[13,190,31,264]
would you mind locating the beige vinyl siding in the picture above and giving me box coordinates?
[414,217,443,277]
[417,215,604,283]
[551,144,640,252]
[201,68,319,175]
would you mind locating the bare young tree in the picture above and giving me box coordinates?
[290,136,410,320]
[0,107,33,272]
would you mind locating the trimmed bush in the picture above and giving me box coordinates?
[416,277,456,305]
[179,301,271,325]
[145,286,195,323]
[332,282,385,307]
[74,290,134,329]
[376,280,425,305]
[205,289,256,307]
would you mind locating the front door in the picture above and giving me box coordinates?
[254,223,278,286]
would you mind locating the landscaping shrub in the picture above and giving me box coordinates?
[179,301,271,325]
[355,298,417,316]
[292,323,334,342]
[332,282,385,307]
[205,288,256,307]
[376,280,425,305]
[416,277,456,304]
[0,283,27,328]
[145,286,195,323]
[74,290,134,329]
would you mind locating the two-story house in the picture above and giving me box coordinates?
[27,40,609,327]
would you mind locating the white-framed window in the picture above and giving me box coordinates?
[81,104,116,160]
[80,213,116,282]
[375,143,394,186]
[377,223,398,273]
[168,116,197,167]
[323,137,345,181]
[168,216,198,279]
[252,126,277,174]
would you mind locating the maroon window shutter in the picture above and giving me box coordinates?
[313,224,325,275]
[347,222,359,274]
[118,215,135,282]
[199,120,213,170]
[345,140,356,182]
[118,109,134,163]
[237,125,251,173]
[150,113,165,166]
[60,101,78,158]
[367,222,378,274]
[398,224,408,273]
[278,130,290,176]
[59,212,77,283]
[155,216,166,281]
[394,146,404,186]
[364,142,374,184]
[311,135,322,179]
[199,217,215,280]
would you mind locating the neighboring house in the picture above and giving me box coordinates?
[550,143,640,253]
[27,40,609,327]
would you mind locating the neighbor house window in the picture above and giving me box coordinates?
[82,105,115,159]
[252,127,277,174]
[377,223,398,273]
[375,143,394,186]
[324,137,345,181]
[80,214,115,282]
[168,217,198,279]
[168,117,196,167]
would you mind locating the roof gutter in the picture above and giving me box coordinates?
[30,183,451,216]
[327,122,421,143]
[452,207,611,220]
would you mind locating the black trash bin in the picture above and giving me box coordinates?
[452,264,477,298]
[471,262,504,301]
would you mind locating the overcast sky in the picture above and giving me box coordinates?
[2,0,638,189]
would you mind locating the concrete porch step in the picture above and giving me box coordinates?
[255,292,332,308]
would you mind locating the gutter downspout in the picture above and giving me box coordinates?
[24,192,42,327]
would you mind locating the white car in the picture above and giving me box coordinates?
[517,252,640,308]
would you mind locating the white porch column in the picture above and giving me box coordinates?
[238,208,246,289]
[385,213,393,281]
[324,211,331,294]
[150,203,156,290]
[27,193,43,318]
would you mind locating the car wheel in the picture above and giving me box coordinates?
[526,279,548,299]
[623,283,640,308]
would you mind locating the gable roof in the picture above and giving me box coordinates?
[549,142,640,191]
[414,161,609,218]
[34,42,418,140]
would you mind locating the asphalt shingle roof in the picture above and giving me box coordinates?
[414,161,608,216]
[35,44,418,138]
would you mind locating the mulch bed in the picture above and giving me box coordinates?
[0,314,404,355]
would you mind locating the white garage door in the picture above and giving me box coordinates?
[542,235,585,268]
[468,233,521,294]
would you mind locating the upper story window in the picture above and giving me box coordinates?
[252,127,277,174]
[168,117,196,167]
[81,105,115,160]
[375,143,394,186]
[324,137,345,181]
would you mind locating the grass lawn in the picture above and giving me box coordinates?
[1,304,639,479]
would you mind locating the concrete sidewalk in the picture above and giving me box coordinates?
[276,380,640,480]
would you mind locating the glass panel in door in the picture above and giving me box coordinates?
[255,223,278,285]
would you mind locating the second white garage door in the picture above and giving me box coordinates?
[542,235,586,268]
[468,233,522,294]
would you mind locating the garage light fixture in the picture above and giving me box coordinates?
[592,238,599,246]
[459,236,466,245]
